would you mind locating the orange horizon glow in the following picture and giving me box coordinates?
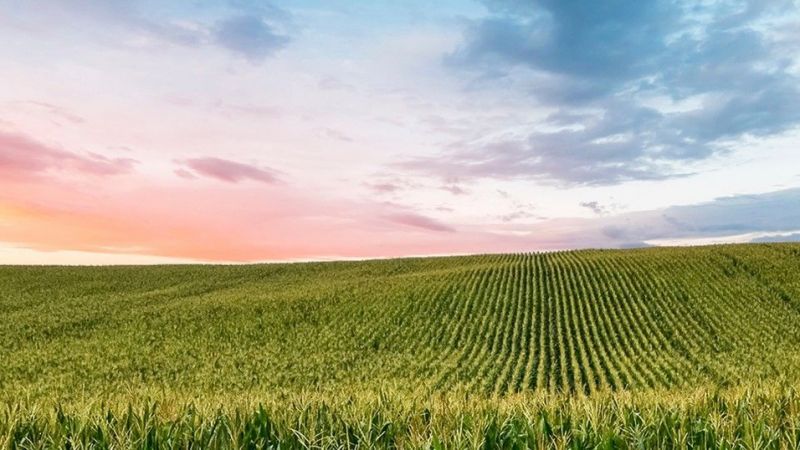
[2,1,799,264]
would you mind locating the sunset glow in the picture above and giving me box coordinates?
[1,1,799,263]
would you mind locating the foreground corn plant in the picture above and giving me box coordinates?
[3,387,800,449]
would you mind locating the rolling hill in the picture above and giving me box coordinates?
[2,243,800,447]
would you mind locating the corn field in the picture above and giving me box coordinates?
[2,243,800,448]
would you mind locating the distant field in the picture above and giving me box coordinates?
[3,243,800,448]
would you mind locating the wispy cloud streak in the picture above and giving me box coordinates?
[179,157,280,185]
[0,131,137,178]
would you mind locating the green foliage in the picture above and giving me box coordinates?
[1,243,800,448]
[2,388,800,449]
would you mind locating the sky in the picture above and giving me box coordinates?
[1,0,799,264]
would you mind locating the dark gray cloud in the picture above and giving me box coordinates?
[412,0,800,185]
[213,14,290,62]
[752,233,800,243]
[656,189,800,238]
[22,1,292,62]
[579,201,606,215]
[450,1,677,91]
[527,188,800,248]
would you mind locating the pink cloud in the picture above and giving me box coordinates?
[0,131,137,177]
[22,101,85,124]
[0,181,333,261]
[179,157,279,184]
[384,212,455,232]
[173,168,196,179]
[0,171,541,261]
[440,184,468,195]
[6,178,793,262]
[366,182,402,194]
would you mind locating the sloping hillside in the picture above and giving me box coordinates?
[2,243,800,402]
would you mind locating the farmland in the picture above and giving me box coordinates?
[3,243,800,448]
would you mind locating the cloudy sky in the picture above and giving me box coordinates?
[1,0,799,263]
